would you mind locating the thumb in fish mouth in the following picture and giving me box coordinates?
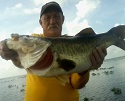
[57,58,76,71]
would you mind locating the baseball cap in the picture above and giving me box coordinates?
[40,1,63,18]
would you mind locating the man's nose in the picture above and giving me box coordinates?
[50,17,56,24]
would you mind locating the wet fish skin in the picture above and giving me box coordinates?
[3,25,125,77]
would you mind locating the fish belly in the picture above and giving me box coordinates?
[27,52,92,76]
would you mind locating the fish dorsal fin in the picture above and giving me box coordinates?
[75,27,96,36]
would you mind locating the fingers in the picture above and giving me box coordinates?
[0,40,18,60]
[0,40,8,51]
[0,40,8,59]
[90,46,107,70]
[1,50,17,60]
[102,46,107,56]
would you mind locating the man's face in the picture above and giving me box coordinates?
[40,11,64,37]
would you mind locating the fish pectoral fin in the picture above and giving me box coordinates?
[57,59,76,71]
[115,39,125,50]
[55,75,70,86]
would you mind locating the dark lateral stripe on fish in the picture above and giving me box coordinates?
[57,58,76,71]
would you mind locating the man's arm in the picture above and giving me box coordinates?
[70,70,90,89]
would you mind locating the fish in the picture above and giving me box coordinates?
[2,25,125,85]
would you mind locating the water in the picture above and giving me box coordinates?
[0,76,26,101]
[79,56,125,101]
[0,57,125,101]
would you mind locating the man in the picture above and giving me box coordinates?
[0,1,107,101]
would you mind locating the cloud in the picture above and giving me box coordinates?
[114,23,124,27]
[65,18,90,35]
[13,3,22,8]
[32,26,43,34]
[3,3,23,16]
[76,0,100,18]
[1,2,40,18]
[24,7,40,14]
[95,20,103,25]
[0,31,11,41]
[65,0,100,35]
[32,0,66,6]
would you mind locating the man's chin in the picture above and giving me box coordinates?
[48,30,61,37]
[49,27,58,30]
[49,29,59,33]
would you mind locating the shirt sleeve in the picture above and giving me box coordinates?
[70,70,90,89]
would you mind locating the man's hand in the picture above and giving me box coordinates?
[0,40,18,60]
[78,46,107,75]
[90,46,107,70]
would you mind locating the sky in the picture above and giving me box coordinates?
[0,0,125,78]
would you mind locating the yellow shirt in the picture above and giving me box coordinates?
[24,34,90,101]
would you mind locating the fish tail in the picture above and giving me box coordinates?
[115,40,125,50]
[107,25,125,50]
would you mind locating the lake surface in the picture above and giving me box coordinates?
[0,56,125,101]
[79,56,125,101]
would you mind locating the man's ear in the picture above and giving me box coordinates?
[62,15,65,24]
[39,19,43,28]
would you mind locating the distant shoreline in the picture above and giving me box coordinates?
[0,75,26,80]
[105,55,125,62]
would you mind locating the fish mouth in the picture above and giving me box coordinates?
[30,47,53,70]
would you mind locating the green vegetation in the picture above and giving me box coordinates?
[84,97,89,101]
[111,87,122,94]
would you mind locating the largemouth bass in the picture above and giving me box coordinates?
[2,25,125,85]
